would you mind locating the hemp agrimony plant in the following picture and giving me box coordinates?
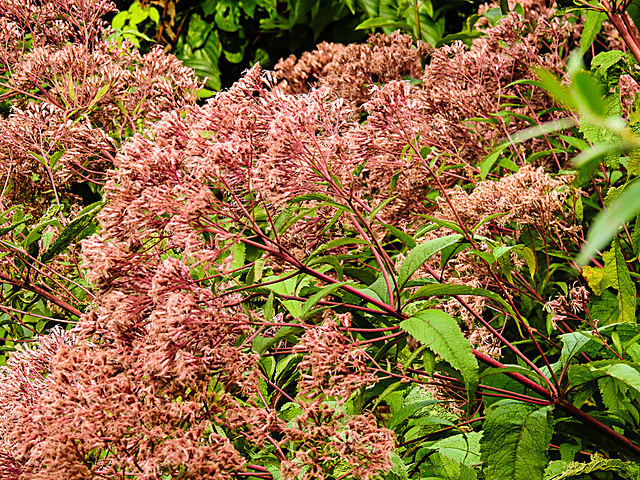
[3,1,640,480]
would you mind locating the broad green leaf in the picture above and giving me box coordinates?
[431,432,482,467]
[398,234,463,288]
[231,241,245,270]
[559,331,592,366]
[400,310,478,403]
[629,148,640,176]
[425,452,478,480]
[582,243,636,323]
[578,181,640,266]
[598,375,639,425]
[481,400,554,480]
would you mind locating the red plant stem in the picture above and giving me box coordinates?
[0,271,81,317]
[607,11,640,64]
[239,237,402,317]
[421,262,557,394]
[475,350,640,456]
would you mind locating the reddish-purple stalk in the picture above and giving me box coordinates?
[215,183,640,456]
[476,350,640,456]
[413,144,562,388]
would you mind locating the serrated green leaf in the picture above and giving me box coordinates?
[481,400,554,480]
[400,310,478,403]
[398,234,463,288]
[550,456,640,480]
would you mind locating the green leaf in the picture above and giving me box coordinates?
[355,17,412,31]
[559,331,592,366]
[480,400,554,480]
[40,201,103,264]
[533,68,577,111]
[400,310,478,403]
[386,399,441,430]
[300,281,349,320]
[379,223,416,248]
[87,81,113,111]
[398,234,463,288]
[431,432,482,467]
[578,181,640,266]
[231,241,245,270]
[580,10,606,56]
[582,243,636,323]
[406,283,516,317]
[550,456,640,480]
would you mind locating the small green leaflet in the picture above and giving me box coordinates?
[480,400,554,480]
[400,309,478,404]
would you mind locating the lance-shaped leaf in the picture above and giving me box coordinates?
[481,400,554,480]
[398,234,463,289]
[400,309,478,403]
[40,201,104,264]
[406,283,517,319]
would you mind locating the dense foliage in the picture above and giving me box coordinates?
[4,0,640,479]
[108,0,484,93]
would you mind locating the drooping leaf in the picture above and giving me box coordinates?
[406,283,517,318]
[40,201,103,264]
[400,309,478,402]
[559,331,592,366]
[578,181,640,266]
[480,400,554,480]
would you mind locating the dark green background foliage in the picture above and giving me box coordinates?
[109,0,485,92]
